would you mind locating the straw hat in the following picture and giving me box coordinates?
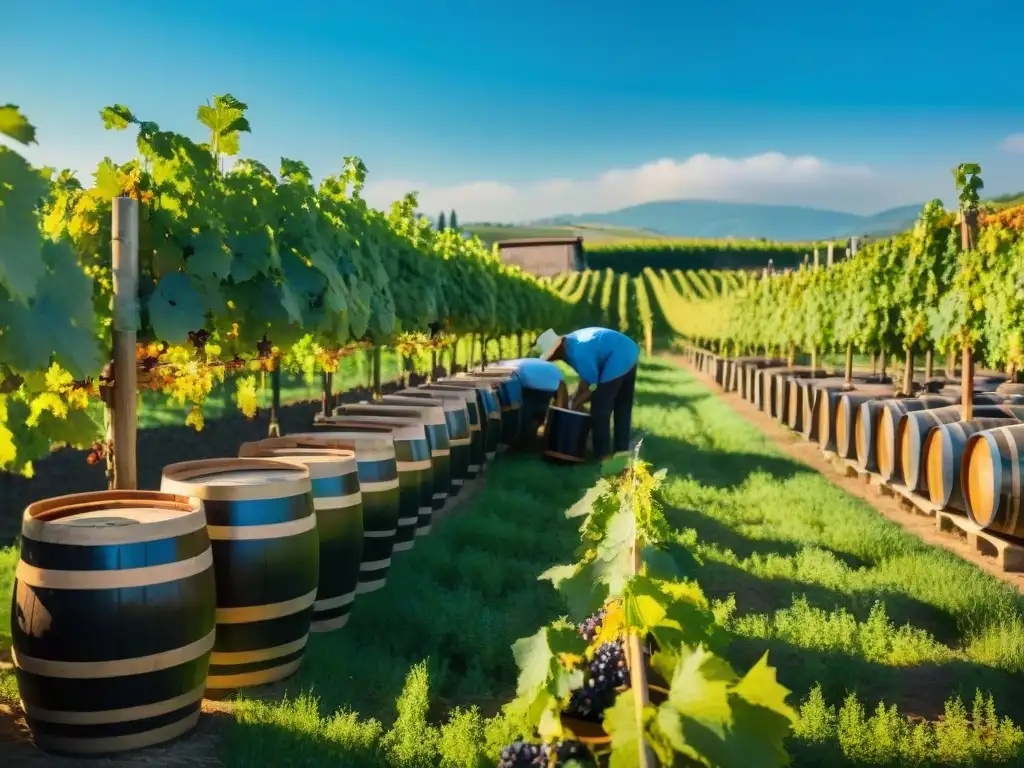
[535,329,561,361]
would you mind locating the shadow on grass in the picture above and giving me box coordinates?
[208,451,604,766]
[727,633,1024,724]
[641,432,812,490]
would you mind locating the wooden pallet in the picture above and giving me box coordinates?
[882,481,940,517]
[936,510,1024,572]
[821,450,873,484]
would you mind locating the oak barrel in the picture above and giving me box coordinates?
[312,416,433,545]
[462,368,524,444]
[815,383,893,452]
[897,405,1024,491]
[544,406,591,462]
[232,446,362,632]
[160,458,317,692]
[857,397,953,472]
[266,433,399,593]
[11,491,214,755]
[385,392,472,489]
[924,419,1020,512]
[334,402,452,518]
[421,383,497,468]
[962,423,1024,535]
[875,394,1011,480]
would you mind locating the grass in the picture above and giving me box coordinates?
[7,358,1024,766]
[464,222,665,245]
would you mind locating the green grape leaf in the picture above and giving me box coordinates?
[727,653,798,767]
[0,148,48,300]
[147,273,206,343]
[539,561,607,619]
[622,576,668,634]
[93,159,124,199]
[565,481,607,519]
[196,94,250,157]
[642,542,700,582]
[99,105,136,130]
[228,232,274,282]
[0,241,103,378]
[603,692,645,768]
[0,105,36,144]
[600,452,630,476]
[184,232,232,282]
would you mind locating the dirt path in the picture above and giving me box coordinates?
[667,356,1024,596]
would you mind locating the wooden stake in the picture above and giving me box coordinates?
[925,349,934,380]
[371,346,382,400]
[827,242,835,267]
[268,365,281,437]
[962,346,974,420]
[901,348,914,396]
[844,343,854,387]
[108,197,139,490]
[321,371,334,417]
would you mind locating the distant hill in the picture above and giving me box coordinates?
[463,222,664,246]
[529,200,925,241]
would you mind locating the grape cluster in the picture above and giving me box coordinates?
[496,740,593,767]
[85,441,106,466]
[564,640,630,721]
[577,607,607,643]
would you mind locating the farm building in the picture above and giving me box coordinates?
[496,237,585,277]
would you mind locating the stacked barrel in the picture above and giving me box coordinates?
[7,366,528,756]
[688,344,1024,551]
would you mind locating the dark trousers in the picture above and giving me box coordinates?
[589,365,637,457]
[513,388,555,450]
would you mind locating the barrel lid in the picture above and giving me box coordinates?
[161,458,312,502]
[237,446,357,479]
[285,432,396,461]
[549,406,590,418]
[314,417,426,441]
[22,491,206,545]
[384,393,466,415]
[337,403,446,425]
[416,386,475,404]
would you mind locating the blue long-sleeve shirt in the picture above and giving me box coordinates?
[561,327,639,386]
[494,358,564,393]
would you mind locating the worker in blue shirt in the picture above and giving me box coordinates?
[493,358,568,448]
[535,327,640,459]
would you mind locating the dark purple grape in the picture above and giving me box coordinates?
[577,607,607,643]
[563,640,629,722]
[496,740,595,767]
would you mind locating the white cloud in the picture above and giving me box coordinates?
[363,152,889,222]
[1001,133,1024,153]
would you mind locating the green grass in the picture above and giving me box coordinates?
[465,223,665,246]
[7,358,1024,766]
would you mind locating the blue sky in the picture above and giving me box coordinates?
[5,0,1024,221]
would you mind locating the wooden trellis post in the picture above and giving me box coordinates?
[107,197,139,490]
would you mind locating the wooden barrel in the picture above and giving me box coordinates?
[160,458,316,693]
[815,383,893,451]
[10,491,214,755]
[924,418,1021,512]
[856,397,951,472]
[422,382,499,467]
[432,379,503,460]
[896,405,1024,491]
[544,406,591,462]
[334,402,452,518]
[266,433,398,593]
[875,394,1010,479]
[385,392,472,488]
[962,423,1024,535]
[461,368,524,445]
[231,446,362,632]
[312,416,433,545]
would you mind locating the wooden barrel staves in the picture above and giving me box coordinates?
[857,397,951,473]
[312,416,433,546]
[815,383,893,452]
[544,406,592,462]
[420,383,493,470]
[335,402,452,522]
[897,405,1024,492]
[461,368,524,445]
[270,433,399,594]
[11,491,215,755]
[874,394,1010,481]
[924,418,1021,512]
[383,393,471,493]
[159,459,316,693]
[963,423,1024,536]
[433,380,503,462]
[233,446,363,632]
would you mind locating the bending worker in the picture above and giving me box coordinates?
[535,327,640,459]
[493,358,567,449]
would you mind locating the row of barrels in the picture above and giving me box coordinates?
[8,371,525,755]
[685,346,1024,542]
